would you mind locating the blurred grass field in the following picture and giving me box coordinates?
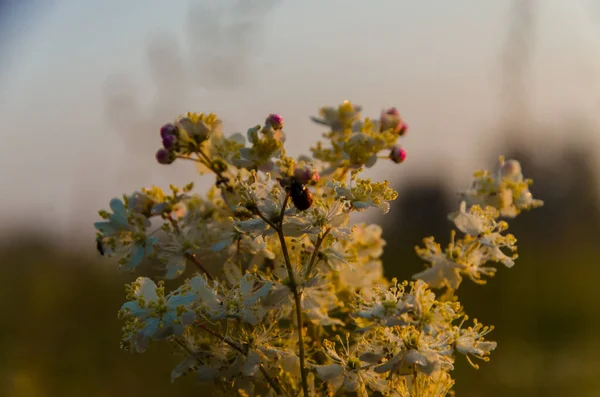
[1,144,599,397]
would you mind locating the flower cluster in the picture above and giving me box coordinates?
[95,101,541,396]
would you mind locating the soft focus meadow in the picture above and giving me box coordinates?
[2,1,600,396]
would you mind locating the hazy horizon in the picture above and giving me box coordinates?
[2,0,600,246]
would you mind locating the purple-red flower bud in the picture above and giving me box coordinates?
[390,147,407,164]
[265,114,284,130]
[384,107,400,117]
[160,123,178,139]
[162,134,178,150]
[293,165,319,185]
[398,122,408,136]
[380,108,408,135]
[156,148,175,165]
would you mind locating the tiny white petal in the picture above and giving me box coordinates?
[316,364,344,381]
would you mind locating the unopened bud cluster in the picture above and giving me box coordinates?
[95,101,542,397]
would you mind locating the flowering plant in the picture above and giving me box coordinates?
[95,101,542,396]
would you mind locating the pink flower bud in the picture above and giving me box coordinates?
[293,165,319,184]
[390,147,407,164]
[398,121,408,136]
[380,108,407,135]
[384,107,400,116]
[265,114,284,130]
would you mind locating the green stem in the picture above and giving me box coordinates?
[305,228,331,277]
[277,229,309,397]
[275,192,310,397]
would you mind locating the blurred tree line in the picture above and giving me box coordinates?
[1,140,599,396]
[382,139,600,397]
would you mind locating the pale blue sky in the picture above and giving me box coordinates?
[1,0,600,244]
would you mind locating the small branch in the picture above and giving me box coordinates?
[279,191,290,223]
[255,208,279,231]
[185,253,214,281]
[195,149,233,191]
[196,323,284,396]
[236,237,243,273]
[305,228,331,277]
[174,338,199,358]
[412,364,420,397]
[166,214,181,234]
[195,149,213,167]
[164,214,214,281]
[176,155,204,164]
[196,322,243,353]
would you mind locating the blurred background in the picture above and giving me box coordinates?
[1,0,600,396]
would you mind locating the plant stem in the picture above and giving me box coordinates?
[185,253,214,281]
[195,323,284,396]
[255,210,279,230]
[176,155,203,163]
[279,191,290,222]
[275,191,310,397]
[277,229,309,397]
[236,237,243,273]
[412,364,419,397]
[180,150,288,395]
[305,228,331,277]
[195,150,233,191]
[165,214,214,280]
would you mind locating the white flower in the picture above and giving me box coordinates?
[286,200,351,238]
[234,180,287,236]
[450,201,495,236]
[302,280,344,326]
[121,236,158,271]
[192,273,272,325]
[412,258,463,290]
[413,238,464,289]
[311,101,362,132]
[328,178,397,214]
[497,159,523,182]
[351,224,386,260]
[459,158,543,218]
[127,191,167,217]
[316,337,389,397]
[454,319,497,368]
[320,244,350,270]
[338,260,384,293]
[374,329,454,376]
[355,280,458,336]
[157,233,195,279]
[95,197,157,271]
[479,232,517,268]
[94,198,136,236]
[375,348,443,376]
[120,277,196,352]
